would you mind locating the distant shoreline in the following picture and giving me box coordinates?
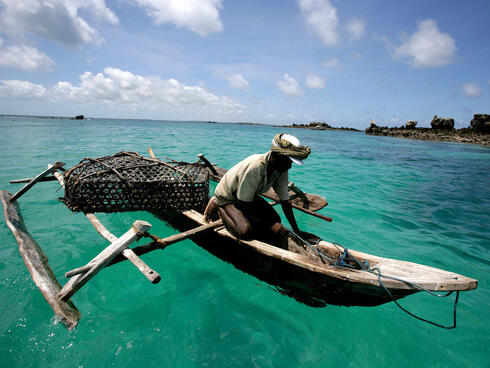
[0,114,359,129]
[3,113,488,147]
[283,125,361,132]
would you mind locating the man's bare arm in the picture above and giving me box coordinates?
[280,201,300,233]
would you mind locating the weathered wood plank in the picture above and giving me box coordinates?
[59,220,152,301]
[0,190,80,330]
[51,167,161,284]
[10,162,64,203]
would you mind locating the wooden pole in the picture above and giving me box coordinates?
[59,220,152,301]
[156,219,223,246]
[50,166,161,284]
[147,147,156,161]
[10,176,57,184]
[0,190,80,330]
[268,198,332,221]
[9,162,64,203]
[289,204,332,222]
[197,153,218,175]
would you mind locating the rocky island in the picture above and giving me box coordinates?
[365,114,490,147]
[287,121,360,131]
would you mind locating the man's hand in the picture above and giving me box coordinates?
[270,223,289,237]
[203,197,219,223]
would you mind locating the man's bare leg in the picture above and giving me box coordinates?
[217,204,253,239]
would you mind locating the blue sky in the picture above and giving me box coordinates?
[0,0,488,129]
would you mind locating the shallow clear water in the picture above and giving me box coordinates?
[0,116,489,367]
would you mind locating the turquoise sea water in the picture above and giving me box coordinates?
[0,116,489,367]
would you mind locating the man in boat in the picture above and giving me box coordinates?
[204,133,316,248]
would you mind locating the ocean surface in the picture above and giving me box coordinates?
[0,116,488,367]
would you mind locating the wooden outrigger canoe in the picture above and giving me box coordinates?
[1,151,478,329]
[155,154,477,307]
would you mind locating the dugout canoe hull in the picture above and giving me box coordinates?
[157,209,477,307]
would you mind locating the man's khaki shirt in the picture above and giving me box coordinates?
[214,152,289,206]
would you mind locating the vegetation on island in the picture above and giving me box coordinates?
[287,121,360,131]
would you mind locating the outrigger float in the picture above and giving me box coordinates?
[1,150,477,330]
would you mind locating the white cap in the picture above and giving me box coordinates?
[271,133,304,165]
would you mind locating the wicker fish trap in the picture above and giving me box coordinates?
[62,151,209,213]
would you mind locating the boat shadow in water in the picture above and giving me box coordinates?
[153,210,416,308]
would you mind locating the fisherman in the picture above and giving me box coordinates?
[204,133,316,248]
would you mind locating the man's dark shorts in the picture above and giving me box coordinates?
[233,195,281,230]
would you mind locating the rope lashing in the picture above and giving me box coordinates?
[133,227,161,243]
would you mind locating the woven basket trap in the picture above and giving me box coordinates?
[62,151,209,213]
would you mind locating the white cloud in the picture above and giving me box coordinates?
[133,0,223,37]
[346,17,365,41]
[0,38,54,71]
[277,74,303,96]
[83,0,119,24]
[393,19,457,68]
[305,73,325,89]
[298,0,339,46]
[0,67,244,115]
[0,79,47,98]
[0,0,118,48]
[462,83,482,98]
[224,74,250,90]
[322,57,340,67]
